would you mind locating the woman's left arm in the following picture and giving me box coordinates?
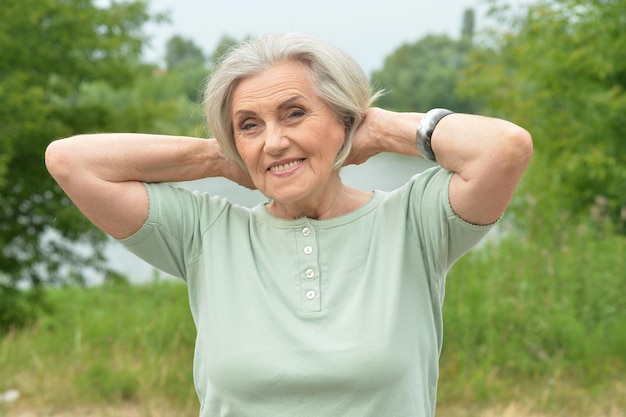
[349,107,533,225]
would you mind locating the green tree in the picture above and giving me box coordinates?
[461,8,475,43]
[209,34,241,65]
[371,10,480,113]
[165,35,206,70]
[461,0,626,234]
[162,35,211,103]
[0,0,157,291]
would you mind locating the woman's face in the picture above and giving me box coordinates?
[231,61,346,206]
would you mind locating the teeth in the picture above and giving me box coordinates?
[269,159,303,172]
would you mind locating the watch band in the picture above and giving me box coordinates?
[416,108,454,162]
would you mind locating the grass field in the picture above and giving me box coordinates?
[1,228,624,416]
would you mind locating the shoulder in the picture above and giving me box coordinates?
[139,182,254,237]
[383,166,452,211]
[145,182,234,213]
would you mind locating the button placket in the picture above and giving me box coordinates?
[296,222,321,313]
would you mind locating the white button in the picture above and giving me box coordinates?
[302,227,311,237]
[303,245,313,255]
[306,290,316,300]
[305,268,315,279]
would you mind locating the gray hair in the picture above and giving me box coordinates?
[202,32,382,170]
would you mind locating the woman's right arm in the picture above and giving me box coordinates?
[45,134,251,239]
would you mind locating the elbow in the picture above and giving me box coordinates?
[516,126,534,161]
[45,138,74,183]
[500,124,533,171]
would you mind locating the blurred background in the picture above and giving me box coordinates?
[0,0,624,416]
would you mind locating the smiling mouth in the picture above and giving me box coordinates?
[268,159,305,173]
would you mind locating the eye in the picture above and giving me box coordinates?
[238,119,257,131]
[284,108,306,123]
[289,109,305,118]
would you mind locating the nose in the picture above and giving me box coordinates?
[263,123,289,155]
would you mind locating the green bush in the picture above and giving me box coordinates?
[0,285,46,334]
[441,225,625,402]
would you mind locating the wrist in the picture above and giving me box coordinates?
[360,107,387,154]
[205,139,233,177]
[383,110,423,157]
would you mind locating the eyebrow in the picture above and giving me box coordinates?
[233,95,306,118]
[277,95,305,110]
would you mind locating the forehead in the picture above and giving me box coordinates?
[231,61,318,112]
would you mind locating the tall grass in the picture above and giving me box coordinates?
[0,280,198,414]
[0,226,624,415]
[440,225,625,413]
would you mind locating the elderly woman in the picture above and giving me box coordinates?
[46,33,532,417]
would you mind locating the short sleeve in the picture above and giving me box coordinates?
[116,182,231,279]
[405,167,497,276]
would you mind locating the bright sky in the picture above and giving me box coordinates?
[142,0,529,74]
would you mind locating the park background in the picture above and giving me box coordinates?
[1,0,624,415]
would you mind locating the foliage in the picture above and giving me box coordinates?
[443,229,626,375]
[0,281,197,412]
[0,285,47,334]
[208,34,242,64]
[0,1,215,298]
[0,0,227,331]
[0,0,158,289]
[460,0,626,233]
[371,10,481,113]
[79,363,140,402]
[165,34,206,70]
[440,229,625,412]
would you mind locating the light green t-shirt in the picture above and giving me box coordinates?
[120,166,495,417]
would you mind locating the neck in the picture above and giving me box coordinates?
[267,177,372,220]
